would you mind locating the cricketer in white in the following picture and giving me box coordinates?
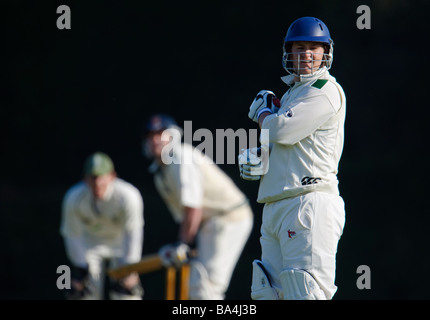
[240,17,346,300]
[143,114,254,300]
[60,152,144,300]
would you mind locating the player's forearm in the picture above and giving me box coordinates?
[258,112,271,128]
[179,206,203,244]
[261,94,335,145]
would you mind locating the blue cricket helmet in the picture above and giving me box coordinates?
[143,113,178,136]
[282,17,334,76]
[141,113,183,160]
[284,17,332,44]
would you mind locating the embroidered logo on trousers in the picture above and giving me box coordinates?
[288,229,296,238]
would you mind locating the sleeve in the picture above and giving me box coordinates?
[63,236,88,268]
[60,187,87,267]
[179,161,203,209]
[123,186,144,232]
[262,88,339,146]
[59,188,84,238]
[122,227,143,264]
[122,186,144,264]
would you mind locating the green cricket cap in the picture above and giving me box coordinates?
[83,152,115,176]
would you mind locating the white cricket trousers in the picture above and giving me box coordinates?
[260,191,345,299]
[189,204,254,300]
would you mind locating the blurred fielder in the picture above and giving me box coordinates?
[142,114,254,300]
[239,17,346,300]
[60,152,145,300]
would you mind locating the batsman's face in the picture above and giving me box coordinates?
[290,41,325,75]
[85,172,116,199]
[145,130,170,161]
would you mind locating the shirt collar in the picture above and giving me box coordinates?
[281,67,329,87]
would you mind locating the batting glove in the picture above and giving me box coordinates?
[238,147,268,181]
[64,266,93,300]
[110,272,144,298]
[158,242,191,269]
[248,90,281,123]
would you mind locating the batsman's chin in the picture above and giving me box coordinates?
[298,65,314,73]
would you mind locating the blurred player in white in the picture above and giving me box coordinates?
[142,114,254,300]
[239,17,346,300]
[60,152,145,300]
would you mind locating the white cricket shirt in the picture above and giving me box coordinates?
[152,143,249,223]
[257,68,346,203]
[60,178,144,264]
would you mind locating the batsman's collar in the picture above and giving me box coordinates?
[281,67,328,86]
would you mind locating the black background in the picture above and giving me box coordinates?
[1,0,429,300]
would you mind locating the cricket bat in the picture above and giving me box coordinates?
[107,249,197,280]
[107,253,163,279]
